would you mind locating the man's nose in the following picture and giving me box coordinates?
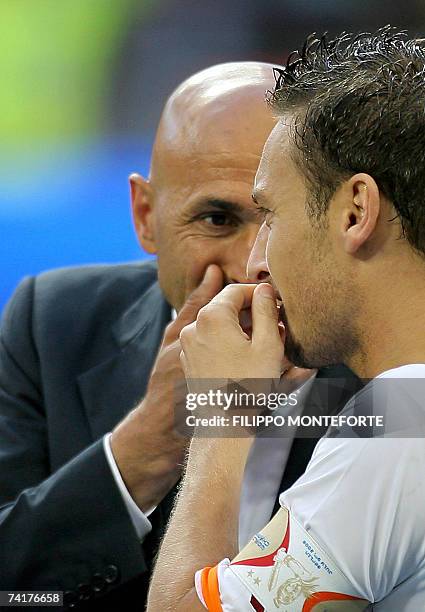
[246,222,270,283]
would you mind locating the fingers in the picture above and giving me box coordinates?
[167,265,224,341]
[179,324,196,377]
[207,283,257,317]
[180,283,282,368]
[180,265,224,325]
[183,283,279,342]
[190,284,257,340]
[252,283,283,346]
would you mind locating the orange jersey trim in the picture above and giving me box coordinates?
[303,591,365,611]
[200,566,223,612]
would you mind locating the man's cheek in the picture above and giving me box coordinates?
[265,238,284,291]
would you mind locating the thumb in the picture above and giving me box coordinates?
[172,265,224,337]
[252,283,283,347]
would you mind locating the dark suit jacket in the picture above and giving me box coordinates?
[0,260,359,610]
[0,260,173,609]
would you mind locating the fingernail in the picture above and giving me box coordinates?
[257,283,275,299]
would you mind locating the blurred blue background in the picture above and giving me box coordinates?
[2,0,424,312]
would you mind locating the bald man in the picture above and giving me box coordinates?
[0,63,278,609]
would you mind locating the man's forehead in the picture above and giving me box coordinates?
[252,127,280,193]
[253,122,294,201]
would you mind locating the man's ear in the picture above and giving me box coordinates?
[130,173,157,254]
[340,173,380,255]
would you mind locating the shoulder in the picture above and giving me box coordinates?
[285,435,425,516]
[281,436,425,602]
[34,259,158,305]
[1,260,160,342]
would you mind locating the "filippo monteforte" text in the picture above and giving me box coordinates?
[185,414,385,428]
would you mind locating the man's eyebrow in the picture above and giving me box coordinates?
[188,198,248,216]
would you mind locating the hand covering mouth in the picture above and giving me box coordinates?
[238,286,285,334]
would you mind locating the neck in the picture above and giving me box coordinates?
[348,271,425,379]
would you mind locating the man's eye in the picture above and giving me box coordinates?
[200,213,237,227]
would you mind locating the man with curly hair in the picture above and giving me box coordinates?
[148,28,425,611]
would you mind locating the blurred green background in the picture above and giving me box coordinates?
[2,0,424,311]
[0,1,147,146]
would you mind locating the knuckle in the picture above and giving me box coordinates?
[195,306,210,325]
[179,322,194,344]
[180,292,212,323]
[186,285,210,308]
[225,282,251,295]
[179,328,188,345]
[219,284,238,300]
[196,303,221,325]
[183,294,199,311]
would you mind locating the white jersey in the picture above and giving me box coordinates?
[195,365,425,611]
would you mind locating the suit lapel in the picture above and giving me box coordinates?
[77,281,171,441]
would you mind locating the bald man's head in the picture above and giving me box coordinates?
[151,63,276,177]
[130,62,277,310]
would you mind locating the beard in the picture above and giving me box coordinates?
[279,300,360,371]
[279,303,312,368]
[275,220,363,371]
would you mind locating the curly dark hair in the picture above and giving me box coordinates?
[268,26,425,254]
